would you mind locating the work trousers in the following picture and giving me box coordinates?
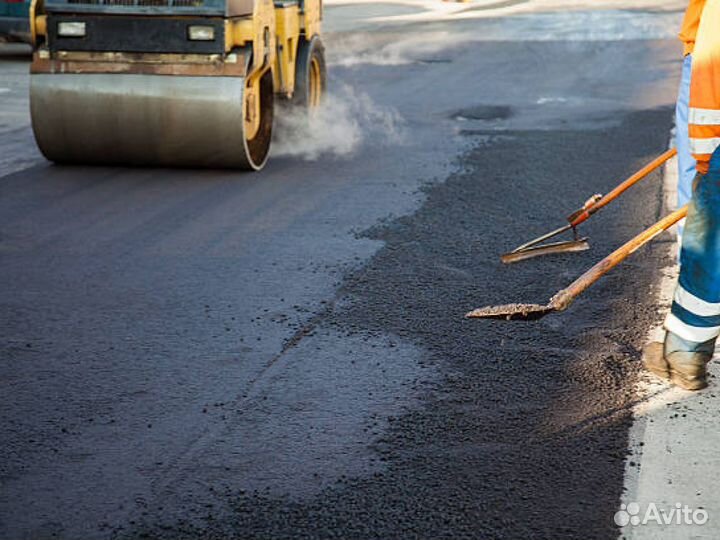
[665,147,720,346]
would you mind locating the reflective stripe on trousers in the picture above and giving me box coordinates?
[665,147,720,343]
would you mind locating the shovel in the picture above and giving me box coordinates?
[468,204,687,321]
[502,148,677,264]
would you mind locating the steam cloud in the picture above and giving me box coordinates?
[327,31,462,67]
[272,83,405,161]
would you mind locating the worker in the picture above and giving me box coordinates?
[676,1,706,221]
[643,0,720,390]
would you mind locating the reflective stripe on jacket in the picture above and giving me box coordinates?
[689,0,720,174]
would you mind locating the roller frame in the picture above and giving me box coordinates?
[28,0,323,170]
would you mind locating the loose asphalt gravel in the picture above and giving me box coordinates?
[1,16,681,540]
[127,109,674,539]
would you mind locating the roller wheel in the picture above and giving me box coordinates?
[244,69,275,170]
[292,36,326,109]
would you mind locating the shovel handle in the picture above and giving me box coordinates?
[551,204,688,311]
[568,148,678,227]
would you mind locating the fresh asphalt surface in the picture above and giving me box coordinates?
[1,8,682,540]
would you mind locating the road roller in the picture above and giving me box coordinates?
[28,0,326,170]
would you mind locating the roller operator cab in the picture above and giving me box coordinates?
[29,0,326,170]
[0,0,31,42]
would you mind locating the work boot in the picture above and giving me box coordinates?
[642,332,716,391]
[642,341,669,380]
[665,332,715,391]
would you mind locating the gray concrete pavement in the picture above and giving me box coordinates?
[0,43,40,178]
[620,142,720,540]
[0,5,686,539]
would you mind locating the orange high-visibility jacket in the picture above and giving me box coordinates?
[680,0,707,56]
[689,0,720,174]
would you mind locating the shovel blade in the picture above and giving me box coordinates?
[465,302,555,321]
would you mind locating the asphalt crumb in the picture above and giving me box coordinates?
[126,107,673,539]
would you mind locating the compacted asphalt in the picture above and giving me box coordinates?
[1,5,684,539]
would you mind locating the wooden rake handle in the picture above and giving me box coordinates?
[568,148,678,227]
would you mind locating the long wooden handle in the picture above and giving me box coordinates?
[551,204,688,311]
[569,148,678,227]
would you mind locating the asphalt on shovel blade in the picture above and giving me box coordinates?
[465,303,555,321]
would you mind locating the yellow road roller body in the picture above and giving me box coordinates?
[29,0,326,170]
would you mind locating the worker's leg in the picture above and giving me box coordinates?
[662,148,720,389]
[676,54,696,239]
